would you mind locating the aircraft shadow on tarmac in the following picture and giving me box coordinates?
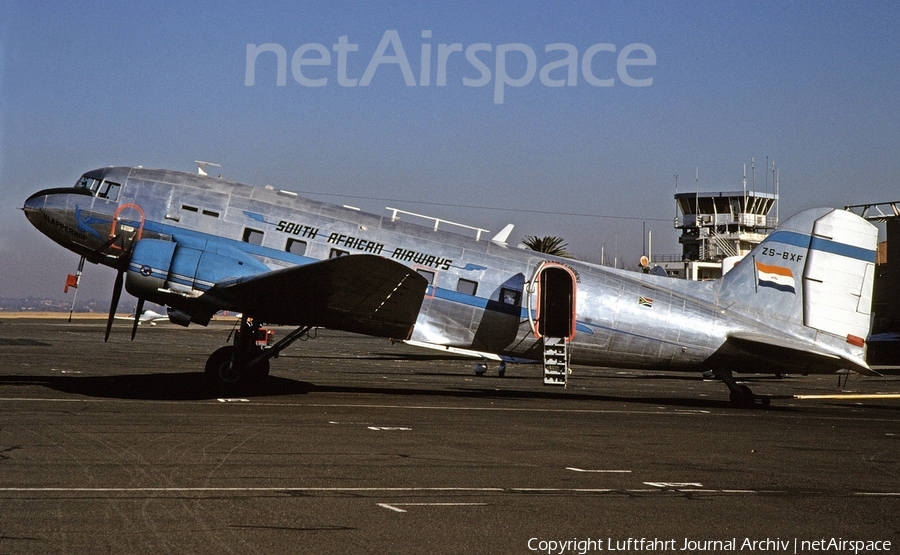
[0,369,796,411]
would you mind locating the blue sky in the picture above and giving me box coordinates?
[2,0,898,304]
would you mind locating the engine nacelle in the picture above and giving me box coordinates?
[125,238,176,302]
[125,237,272,324]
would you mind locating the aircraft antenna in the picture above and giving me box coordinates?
[491,224,515,246]
[195,160,222,176]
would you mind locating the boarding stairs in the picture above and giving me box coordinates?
[543,336,568,386]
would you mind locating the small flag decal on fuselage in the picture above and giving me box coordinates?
[755,261,796,293]
[639,296,653,307]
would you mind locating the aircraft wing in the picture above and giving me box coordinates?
[723,331,878,376]
[207,254,428,339]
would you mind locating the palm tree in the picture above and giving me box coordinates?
[521,235,575,259]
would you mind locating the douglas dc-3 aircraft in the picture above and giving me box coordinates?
[23,165,878,405]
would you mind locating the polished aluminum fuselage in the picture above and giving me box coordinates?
[25,167,862,373]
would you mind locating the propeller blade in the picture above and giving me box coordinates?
[131,298,145,341]
[105,269,124,342]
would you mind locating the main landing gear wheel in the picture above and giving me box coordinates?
[204,345,270,388]
[473,362,508,377]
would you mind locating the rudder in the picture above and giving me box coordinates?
[801,209,877,343]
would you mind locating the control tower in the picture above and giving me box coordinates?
[656,190,778,280]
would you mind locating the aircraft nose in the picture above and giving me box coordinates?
[22,190,48,227]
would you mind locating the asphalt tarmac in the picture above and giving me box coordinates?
[0,318,899,554]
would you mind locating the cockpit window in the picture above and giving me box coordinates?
[76,176,102,192]
[75,174,120,201]
[98,181,120,201]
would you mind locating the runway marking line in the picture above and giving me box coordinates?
[0,398,702,417]
[566,467,631,473]
[793,393,900,400]
[377,502,487,513]
[645,482,703,488]
[3,486,895,496]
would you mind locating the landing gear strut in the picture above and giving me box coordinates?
[204,317,313,389]
[714,369,771,407]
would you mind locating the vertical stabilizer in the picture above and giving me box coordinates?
[718,208,877,345]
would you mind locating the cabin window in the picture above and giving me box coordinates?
[416,269,436,284]
[329,248,348,258]
[286,238,307,255]
[242,228,264,246]
[97,181,120,201]
[181,204,198,212]
[500,287,521,306]
[202,209,220,218]
[456,278,478,296]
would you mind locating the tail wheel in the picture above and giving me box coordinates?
[729,384,754,407]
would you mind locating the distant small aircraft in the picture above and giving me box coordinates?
[114,308,168,326]
[23,165,877,405]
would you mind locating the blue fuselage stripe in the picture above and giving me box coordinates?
[430,286,594,334]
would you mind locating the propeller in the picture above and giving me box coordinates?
[105,268,124,342]
[103,207,144,341]
[131,298,145,341]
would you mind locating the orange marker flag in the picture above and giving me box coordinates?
[64,274,78,293]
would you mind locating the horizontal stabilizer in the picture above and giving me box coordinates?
[724,331,878,376]
[207,254,428,339]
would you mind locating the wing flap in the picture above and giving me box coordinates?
[207,254,428,339]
